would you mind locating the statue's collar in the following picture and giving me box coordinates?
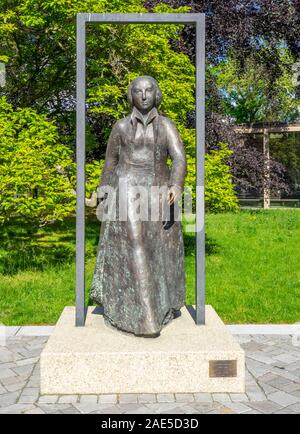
[130,106,158,127]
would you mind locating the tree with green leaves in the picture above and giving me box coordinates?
[211,49,299,124]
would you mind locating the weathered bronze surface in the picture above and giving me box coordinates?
[90,76,187,337]
[209,360,238,378]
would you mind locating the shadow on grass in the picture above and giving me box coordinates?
[0,217,100,275]
[184,233,219,257]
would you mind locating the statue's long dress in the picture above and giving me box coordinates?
[90,107,186,335]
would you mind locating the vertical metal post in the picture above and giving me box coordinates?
[0,62,5,87]
[263,128,270,209]
[76,15,86,326]
[196,16,206,325]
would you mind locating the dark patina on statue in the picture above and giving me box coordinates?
[90,76,187,337]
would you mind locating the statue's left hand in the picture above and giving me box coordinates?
[167,185,182,205]
[85,191,98,208]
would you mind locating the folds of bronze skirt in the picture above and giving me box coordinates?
[103,308,181,338]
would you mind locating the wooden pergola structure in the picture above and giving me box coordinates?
[234,122,300,208]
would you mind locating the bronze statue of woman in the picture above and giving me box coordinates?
[90,76,187,337]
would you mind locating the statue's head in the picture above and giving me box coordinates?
[127,76,162,113]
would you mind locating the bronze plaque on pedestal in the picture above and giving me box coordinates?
[209,360,237,378]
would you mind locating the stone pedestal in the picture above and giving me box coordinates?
[40,305,245,394]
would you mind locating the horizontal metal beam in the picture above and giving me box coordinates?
[78,12,203,24]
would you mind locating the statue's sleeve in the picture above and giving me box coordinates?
[165,118,187,191]
[99,123,121,187]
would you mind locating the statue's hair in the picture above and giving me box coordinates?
[127,76,162,107]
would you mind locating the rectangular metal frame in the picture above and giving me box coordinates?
[76,13,205,326]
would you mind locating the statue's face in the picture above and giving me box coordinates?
[131,78,156,113]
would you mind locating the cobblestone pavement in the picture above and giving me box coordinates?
[0,334,300,414]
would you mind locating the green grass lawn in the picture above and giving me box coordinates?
[0,210,299,325]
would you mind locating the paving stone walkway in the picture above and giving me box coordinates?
[0,333,300,414]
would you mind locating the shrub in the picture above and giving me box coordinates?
[0,96,76,226]
[205,144,239,212]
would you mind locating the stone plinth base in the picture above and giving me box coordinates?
[40,305,245,394]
